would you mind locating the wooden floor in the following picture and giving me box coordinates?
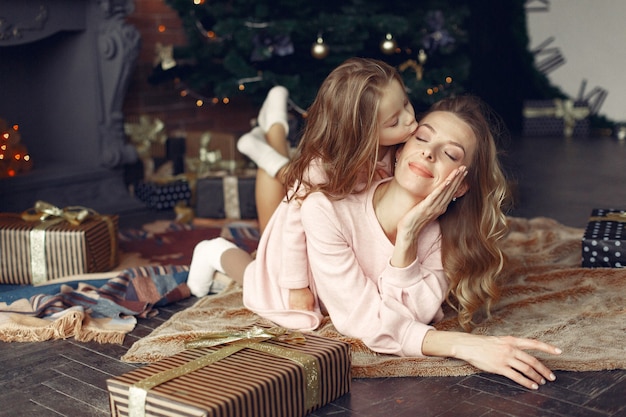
[1,134,626,416]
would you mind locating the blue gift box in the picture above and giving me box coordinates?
[582,209,625,268]
[195,173,257,219]
[135,179,192,211]
[523,99,590,138]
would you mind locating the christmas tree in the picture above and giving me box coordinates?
[155,0,470,113]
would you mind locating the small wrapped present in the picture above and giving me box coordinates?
[107,327,351,417]
[195,172,257,219]
[135,178,192,211]
[0,201,119,285]
[523,99,590,138]
[582,208,625,268]
[183,130,248,174]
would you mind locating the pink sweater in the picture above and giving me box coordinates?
[243,178,449,357]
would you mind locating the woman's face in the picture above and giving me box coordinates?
[395,110,477,199]
[377,79,418,147]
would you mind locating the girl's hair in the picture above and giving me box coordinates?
[283,57,405,200]
[429,96,510,330]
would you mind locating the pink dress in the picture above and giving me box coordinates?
[243,178,449,357]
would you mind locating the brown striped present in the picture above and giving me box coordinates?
[0,213,119,285]
[107,332,351,417]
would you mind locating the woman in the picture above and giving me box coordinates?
[189,96,562,391]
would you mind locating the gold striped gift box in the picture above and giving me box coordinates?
[0,213,119,285]
[107,332,351,417]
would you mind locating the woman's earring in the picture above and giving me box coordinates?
[452,197,457,202]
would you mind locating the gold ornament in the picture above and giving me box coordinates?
[380,33,397,55]
[399,49,428,80]
[311,35,329,59]
[154,43,177,70]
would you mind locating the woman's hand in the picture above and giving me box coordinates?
[288,287,316,311]
[392,166,468,267]
[422,331,562,390]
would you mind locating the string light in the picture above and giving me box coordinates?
[0,118,33,177]
[380,33,398,55]
[311,34,329,59]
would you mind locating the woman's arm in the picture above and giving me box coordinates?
[301,193,448,357]
[422,330,562,390]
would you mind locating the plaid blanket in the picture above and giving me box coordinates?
[0,265,190,344]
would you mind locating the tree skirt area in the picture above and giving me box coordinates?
[120,217,626,378]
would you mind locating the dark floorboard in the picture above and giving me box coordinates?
[1,134,626,416]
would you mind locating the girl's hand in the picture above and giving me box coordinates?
[288,287,316,311]
[424,331,562,390]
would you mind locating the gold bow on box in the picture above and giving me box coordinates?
[21,200,93,225]
[523,99,590,138]
[18,201,117,284]
[128,326,319,417]
[589,212,626,223]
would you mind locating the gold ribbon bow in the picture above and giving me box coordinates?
[21,200,92,226]
[184,326,307,349]
[128,327,318,417]
[523,99,590,138]
[589,212,626,223]
[19,201,115,284]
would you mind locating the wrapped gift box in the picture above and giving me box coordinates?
[107,330,351,417]
[195,172,257,219]
[582,208,625,268]
[0,208,119,285]
[135,179,192,211]
[184,130,244,163]
[523,99,590,138]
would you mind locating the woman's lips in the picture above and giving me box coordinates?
[408,162,434,178]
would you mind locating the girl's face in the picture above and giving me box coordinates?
[377,79,418,147]
[395,110,476,199]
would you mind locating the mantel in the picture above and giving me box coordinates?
[0,0,142,213]
[0,1,85,46]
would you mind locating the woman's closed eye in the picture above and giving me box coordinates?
[445,151,459,161]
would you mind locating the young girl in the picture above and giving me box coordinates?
[189,58,417,307]
[187,95,562,390]
[236,57,415,233]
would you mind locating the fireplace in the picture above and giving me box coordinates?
[0,0,141,213]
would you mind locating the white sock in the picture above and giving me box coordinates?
[258,86,289,135]
[237,127,289,178]
[186,238,238,297]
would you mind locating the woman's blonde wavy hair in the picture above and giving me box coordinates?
[283,57,405,200]
[428,96,510,331]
